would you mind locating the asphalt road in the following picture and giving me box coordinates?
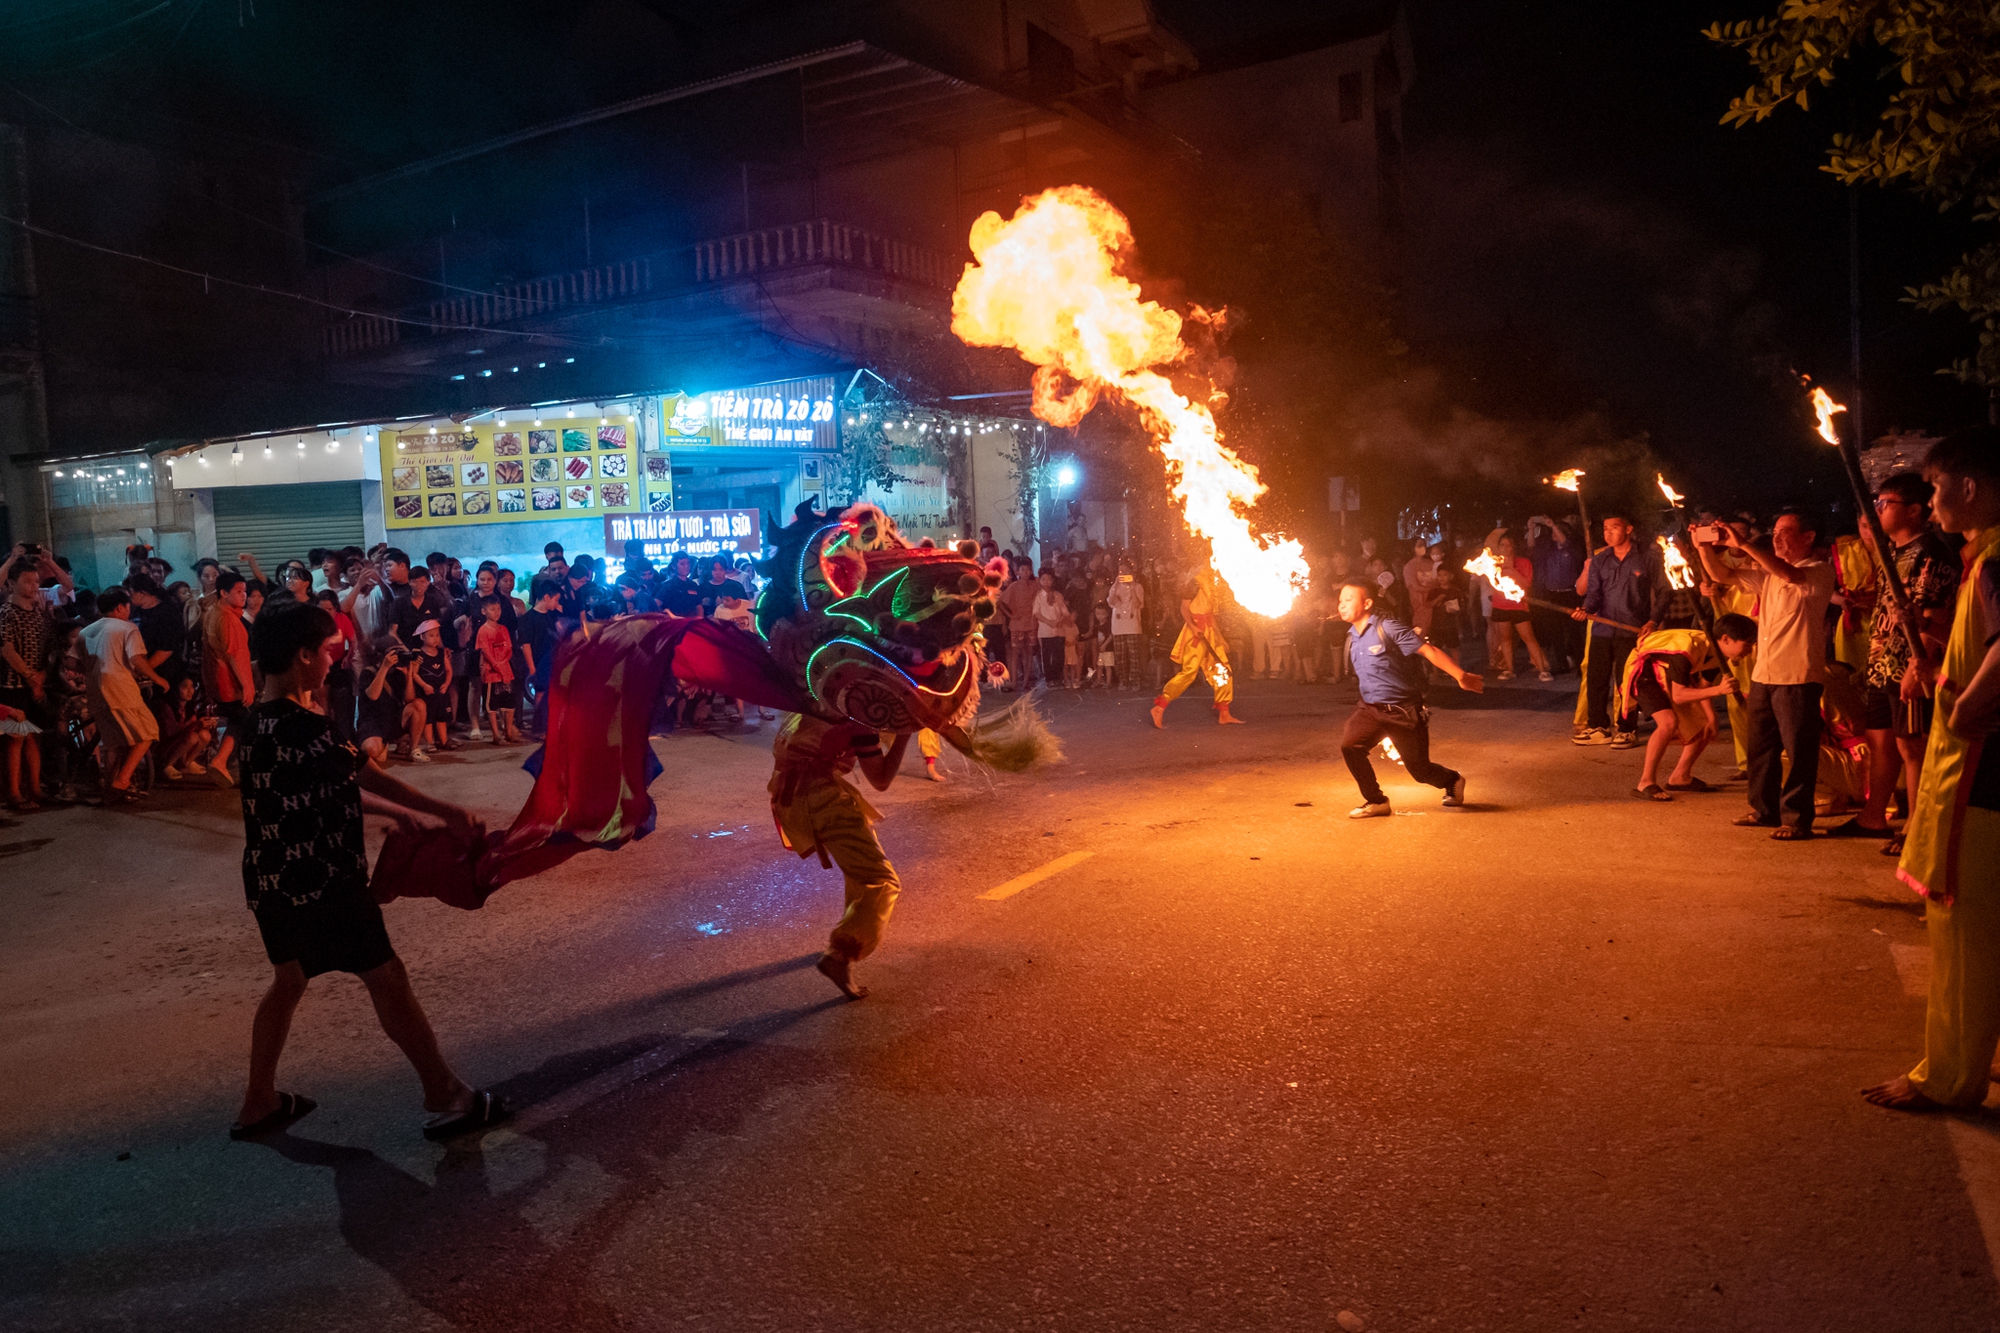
[4,675,1998,1332]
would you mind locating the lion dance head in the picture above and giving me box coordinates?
[754,502,1005,735]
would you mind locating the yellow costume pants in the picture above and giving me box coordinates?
[776,779,903,963]
[1159,654,1232,706]
[1724,654,1754,768]
[1909,807,2000,1107]
[917,728,940,761]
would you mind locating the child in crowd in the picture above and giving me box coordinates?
[406,620,454,756]
[155,676,217,779]
[360,636,418,767]
[474,595,522,744]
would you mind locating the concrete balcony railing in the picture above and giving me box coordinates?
[320,219,957,358]
[690,219,958,291]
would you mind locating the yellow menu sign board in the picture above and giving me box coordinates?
[380,420,643,528]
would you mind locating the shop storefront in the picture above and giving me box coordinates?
[159,372,1028,581]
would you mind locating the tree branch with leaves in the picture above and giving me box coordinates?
[1707,1,2000,388]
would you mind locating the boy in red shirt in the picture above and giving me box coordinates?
[474,594,522,744]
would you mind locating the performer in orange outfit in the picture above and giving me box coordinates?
[1151,568,1243,727]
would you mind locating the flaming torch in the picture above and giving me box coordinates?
[1464,548,1527,603]
[1802,375,1924,672]
[950,187,1309,616]
[1656,535,1696,591]
[1546,468,1594,547]
[1656,474,1687,509]
[1379,737,1403,765]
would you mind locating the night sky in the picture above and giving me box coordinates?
[2,0,1989,515]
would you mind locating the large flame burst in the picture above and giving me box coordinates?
[950,186,1310,617]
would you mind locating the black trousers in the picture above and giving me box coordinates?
[1534,590,1582,673]
[1746,681,1823,829]
[1341,703,1459,805]
[1585,630,1639,730]
[1039,636,1066,685]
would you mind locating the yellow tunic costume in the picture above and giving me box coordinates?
[1617,628,1713,741]
[1897,526,2000,1107]
[1830,533,1880,678]
[1707,567,1759,767]
[769,713,901,964]
[1157,576,1233,707]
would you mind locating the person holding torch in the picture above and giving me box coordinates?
[1335,579,1483,818]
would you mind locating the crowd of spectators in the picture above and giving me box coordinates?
[0,535,767,810]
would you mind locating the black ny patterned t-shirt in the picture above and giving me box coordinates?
[240,699,368,912]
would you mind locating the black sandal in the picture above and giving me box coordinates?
[422,1089,509,1142]
[1634,784,1672,801]
[1665,777,1717,793]
[230,1091,317,1140]
[1771,825,1814,841]
[1825,817,1893,839]
[1881,833,1907,857]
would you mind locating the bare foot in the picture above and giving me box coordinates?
[1150,704,1165,729]
[1861,1075,1943,1111]
[816,951,869,999]
[924,761,945,783]
[1216,706,1245,726]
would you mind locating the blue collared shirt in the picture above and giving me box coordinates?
[1346,614,1429,706]
[1582,544,1662,638]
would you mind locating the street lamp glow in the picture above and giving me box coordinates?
[1057,465,1077,486]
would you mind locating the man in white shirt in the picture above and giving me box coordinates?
[1107,563,1145,690]
[81,587,168,799]
[1695,510,1839,839]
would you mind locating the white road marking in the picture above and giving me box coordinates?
[978,850,1095,902]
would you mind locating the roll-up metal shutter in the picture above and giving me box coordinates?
[211,482,365,574]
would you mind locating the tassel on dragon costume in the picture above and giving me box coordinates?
[371,503,1059,995]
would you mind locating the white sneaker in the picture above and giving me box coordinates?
[163,765,183,781]
[409,748,432,763]
[1444,775,1467,807]
[182,759,207,776]
[1349,801,1393,819]
[467,725,485,741]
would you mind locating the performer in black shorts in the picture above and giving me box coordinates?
[230,599,506,1142]
[1334,580,1485,818]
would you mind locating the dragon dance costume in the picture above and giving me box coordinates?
[373,504,1050,976]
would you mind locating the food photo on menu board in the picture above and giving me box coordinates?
[562,428,591,452]
[492,432,522,456]
[495,460,524,484]
[598,453,627,478]
[564,456,592,481]
[461,462,488,486]
[645,456,670,480]
[498,489,527,513]
[599,482,630,508]
[566,485,593,508]
[529,430,556,454]
[394,494,422,520]
[393,466,419,490]
[461,491,492,516]
[428,493,457,518]
[531,457,558,483]
[532,487,561,511]
[597,425,627,448]
[425,464,454,489]
[648,492,672,513]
